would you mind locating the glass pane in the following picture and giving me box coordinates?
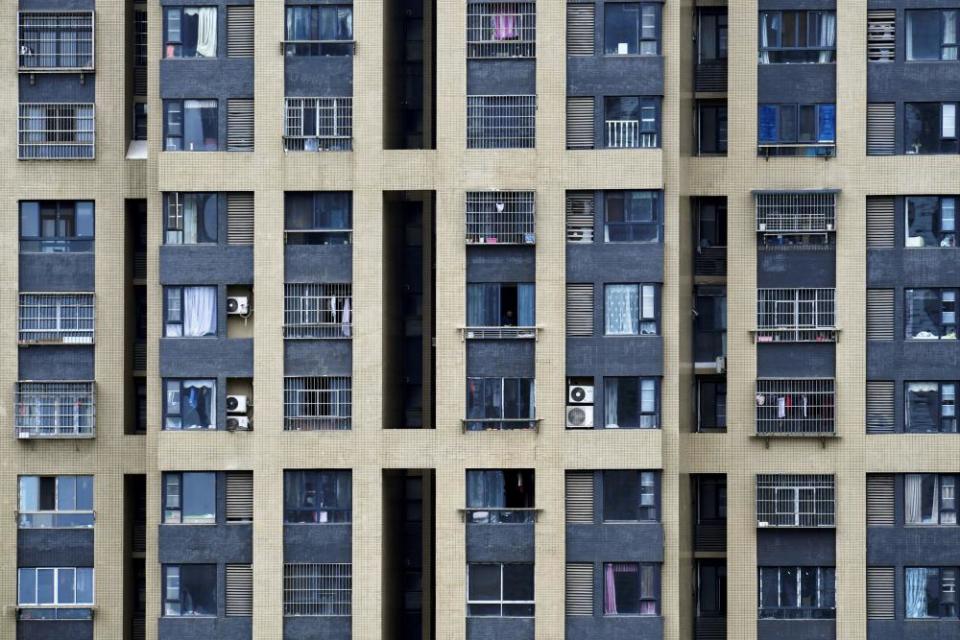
[908,11,942,60]
[182,472,216,523]
[18,569,36,605]
[603,470,639,520]
[468,564,501,601]
[57,568,75,604]
[19,476,39,512]
[503,564,534,601]
[56,476,77,511]
[605,4,641,55]
[180,565,217,615]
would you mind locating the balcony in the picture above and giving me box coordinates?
[605,120,657,149]
[467,2,536,59]
[462,326,538,340]
[18,12,95,73]
[467,95,536,149]
[15,381,95,439]
[755,288,837,343]
[754,190,838,240]
[18,293,95,345]
[465,191,536,245]
[757,142,835,158]
[283,97,352,152]
[756,474,835,528]
[694,246,726,277]
[18,103,95,160]
[755,378,835,436]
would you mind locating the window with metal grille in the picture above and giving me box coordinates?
[284,563,351,616]
[604,97,659,149]
[756,474,835,527]
[283,283,352,339]
[18,103,95,160]
[465,191,535,245]
[18,12,94,70]
[15,382,95,438]
[284,377,352,431]
[755,288,836,343]
[755,379,835,435]
[19,293,94,344]
[467,3,536,59]
[467,95,536,149]
[225,564,253,616]
[284,97,353,151]
[754,191,837,238]
[867,11,895,61]
[566,192,595,242]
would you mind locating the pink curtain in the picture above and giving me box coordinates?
[491,12,517,41]
[603,564,618,614]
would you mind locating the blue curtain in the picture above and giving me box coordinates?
[518,284,535,325]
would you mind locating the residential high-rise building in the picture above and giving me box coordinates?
[0,1,953,640]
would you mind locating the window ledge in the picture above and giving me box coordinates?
[751,432,839,448]
[461,418,541,433]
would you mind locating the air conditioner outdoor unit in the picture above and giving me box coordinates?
[226,395,248,414]
[566,405,594,429]
[227,296,249,315]
[567,230,594,243]
[226,416,251,431]
[568,385,594,405]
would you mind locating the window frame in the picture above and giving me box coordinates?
[283,469,353,524]
[465,377,537,430]
[164,99,219,152]
[758,566,836,619]
[905,474,959,525]
[603,190,662,243]
[17,567,95,607]
[162,472,217,525]
[603,3,661,57]
[602,376,660,429]
[602,562,661,616]
[906,196,957,248]
[601,470,660,522]
[905,288,958,340]
[162,563,218,617]
[906,10,960,61]
[163,378,217,430]
[283,4,354,56]
[697,100,728,155]
[163,6,218,59]
[164,192,219,245]
[905,382,958,433]
[163,285,218,338]
[603,96,660,149]
[905,102,960,155]
[758,10,837,63]
[466,562,535,618]
[603,283,660,336]
[19,200,94,253]
[17,475,94,529]
[758,103,836,145]
[905,567,960,619]
[697,9,728,63]
[465,282,537,328]
[284,192,353,245]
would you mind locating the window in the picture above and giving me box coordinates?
[906,288,957,339]
[602,471,658,521]
[18,476,93,528]
[467,2,536,59]
[759,566,836,619]
[698,561,727,619]
[905,384,957,432]
[604,284,658,335]
[465,191,536,245]
[907,10,960,61]
[756,474,835,528]
[19,201,94,253]
[697,101,728,155]
[758,103,836,155]
[18,103,95,160]
[604,191,660,242]
[906,102,960,154]
[694,286,726,361]
[163,564,217,616]
[284,470,352,523]
[283,563,351,616]
[604,97,659,148]
[283,377,352,431]
[466,283,536,328]
[697,199,727,249]
[465,377,536,430]
[906,568,960,618]
[164,7,217,58]
[756,288,837,343]
[15,382,95,438]
[905,474,958,525]
[698,10,728,63]
[467,95,536,149]
[163,472,216,524]
[18,293,94,344]
[284,97,353,151]
[603,377,659,429]
[164,99,218,151]
[285,192,352,245]
[164,286,217,338]
[133,103,148,141]
[759,11,836,63]
[466,470,535,524]
[164,193,218,244]
[467,563,534,617]
[697,378,727,432]
[907,196,957,247]
[603,563,659,615]
[755,378,835,435]
[163,379,216,430]
[604,4,659,56]
[283,283,352,339]
[284,5,353,56]
[18,12,94,70]
[18,568,94,612]
[697,475,727,524]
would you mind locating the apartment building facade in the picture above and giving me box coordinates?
[0,0,955,639]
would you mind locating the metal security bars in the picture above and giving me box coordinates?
[283,97,352,151]
[283,283,352,339]
[15,382,95,438]
[467,95,536,149]
[467,3,536,58]
[283,563,352,616]
[754,191,837,235]
[283,377,352,431]
[465,191,535,245]
[18,103,95,159]
[755,289,837,343]
[18,12,94,71]
[755,378,835,435]
[19,293,94,344]
[756,474,835,527]
[605,119,658,149]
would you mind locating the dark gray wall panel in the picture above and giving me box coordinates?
[757,249,836,288]
[566,616,663,640]
[756,344,835,378]
[869,61,960,102]
[19,254,94,292]
[19,75,95,103]
[284,245,353,283]
[566,524,664,563]
[867,526,960,565]
[18,346,95,381]
[283,524,352,563]
[757,65,836,104]
[868,620,960,640]
[465,524,535,562]
[868,248,960,287]
[160,61,254,99]
[283,617,351,640]
[468,60,536,95]
[466,617,534,640]
[21,0,93,9]
[567,57,664,96]
[467,342,535,378]
[467,247,536,283]
[566,244,664,283]
[566,337,663,378]
[158,524,252,564]
[17,529,94,567]
[868,341,960,380]
[760,0,835,8]
[757,619,835,640]
[283,341,353,377]
[757,529,836,565]
[160,338,254,378]
[158,617,252,640]
[18,620,93,640]
[160,246,253,285]
[285,56,353,97]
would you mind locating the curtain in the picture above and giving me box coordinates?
[905,568,929,618]
[604,564,618,614]
[492,11,517,41]
[818,13,836,63]
[640,565,656,614]
[945,12,959,60]
[188,8,217,58]
[905,474,924,524]
[906,13,915,60]
[286,7,312,41]
[341,298,351,337]
[606,285,639,335]
[183,197,198,244]
[518,284,535,326]
[605,379,619,428]
[759,13,770,64]
[182,380,215,429]
[183,287,216,337]
[467,284,487,326]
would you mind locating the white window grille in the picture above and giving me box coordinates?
[756,289,836,343]
[283,283,352,339]
[284,377,352,431]
[283,563,351,616]
[465,191,535,245]
[605,119,658,149]
[467,95,536,149]
[757,474,835,528]
[754,191,837,235]
[284,97,352,151]
[18,103,95,160]
[18,12,94,71]
[467,3,536,59]
[19,293,94,344]
[15,382,95,439]
[756,379,835,435]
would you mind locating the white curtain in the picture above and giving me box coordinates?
[906,13,915,60]
[759,14,770,64]
[606,285,639,335]
[183,287,217,336]
[183,197,198,244]
[341,298,352,337]
[605,379,619,428]
[905,568,929,618]
[945,12,958,60]
[187,8,217,58]
[819,13,836,63]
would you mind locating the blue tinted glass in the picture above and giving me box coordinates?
[18,569,36,605]
[758,105,778,142]
[818,104,836,142]
[75,203,94,237]
[20,202,39,237]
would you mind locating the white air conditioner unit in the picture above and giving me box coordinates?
[568,385,594,405]
[226,395,248,414]
[226,416,251,431]
[566,405,594,429]
[567,230,594,243]
[227,296,249,315]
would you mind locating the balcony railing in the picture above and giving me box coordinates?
[462,417,539,432]
[461,326,539,340]
[283,283,352,339]
[15,381,95,439]
[460,507,539,524]
[18,293,94,345]
[605,120,658,149]
[754,190,838,235]
[756,474,835,528]
[757,142,836,158]
[283,97,352,152]
[18,12,95,72]
[755,288,837,343]
[18,103,95,160]
[755,378,835,436]
[281,39,355,56]
[467,95,536,149]
[467,2,536,59]
[465,190,536,245]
